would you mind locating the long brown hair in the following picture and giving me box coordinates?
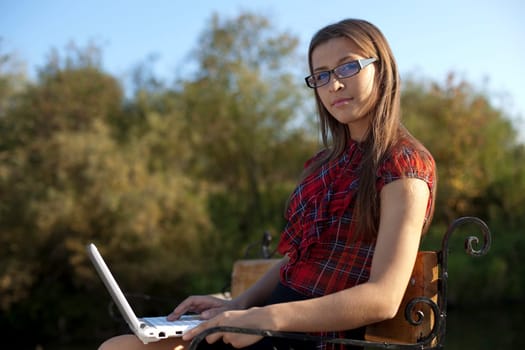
[299,19,434,239]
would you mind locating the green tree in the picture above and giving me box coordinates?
[0,45,212,345]
[0,47,27,120]
[403,73,525,305]
[175,12,318,277]
[402,73,523,224]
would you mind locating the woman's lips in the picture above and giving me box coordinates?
[331,97,353,107]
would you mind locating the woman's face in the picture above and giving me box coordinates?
[311,37,376,142]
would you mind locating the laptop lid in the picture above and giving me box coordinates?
[87,243,141,331]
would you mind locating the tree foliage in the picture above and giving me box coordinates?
[402,74,525,227]
[174,13,317,275]
[0,44,212,344]
[402,74,525,305]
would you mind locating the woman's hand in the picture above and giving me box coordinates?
[167,295,239,321]
[182,307,272,348]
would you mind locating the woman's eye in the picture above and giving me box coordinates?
[316,72,329,81]
[338,63,357,76]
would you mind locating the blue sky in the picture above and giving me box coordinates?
[1,0,524,137]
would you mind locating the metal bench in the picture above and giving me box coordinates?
[189,216,492,350]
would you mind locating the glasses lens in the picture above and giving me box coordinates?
[307,71,330,88]
[335,61,359,78]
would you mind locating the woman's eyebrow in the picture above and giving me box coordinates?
[313,54,360,72]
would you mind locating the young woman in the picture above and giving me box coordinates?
[98,18,436,350]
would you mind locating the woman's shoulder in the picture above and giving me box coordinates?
[391,134,434,162]
[380,134,435,177]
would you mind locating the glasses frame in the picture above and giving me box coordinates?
[304,57,377,89]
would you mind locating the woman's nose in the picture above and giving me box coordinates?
[328,76,345,92]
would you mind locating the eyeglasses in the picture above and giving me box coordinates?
[304,57,377,88]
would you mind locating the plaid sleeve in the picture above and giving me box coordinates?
[377,143,435,193]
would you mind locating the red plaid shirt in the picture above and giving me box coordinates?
[277,136,435,349]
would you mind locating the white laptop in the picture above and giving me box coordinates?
[87,243,203,344]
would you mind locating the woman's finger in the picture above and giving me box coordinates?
[205,332,224,345]
[182,320,209,341]
[168,295,225,321]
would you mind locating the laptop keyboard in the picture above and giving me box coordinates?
[143,316,202,327]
